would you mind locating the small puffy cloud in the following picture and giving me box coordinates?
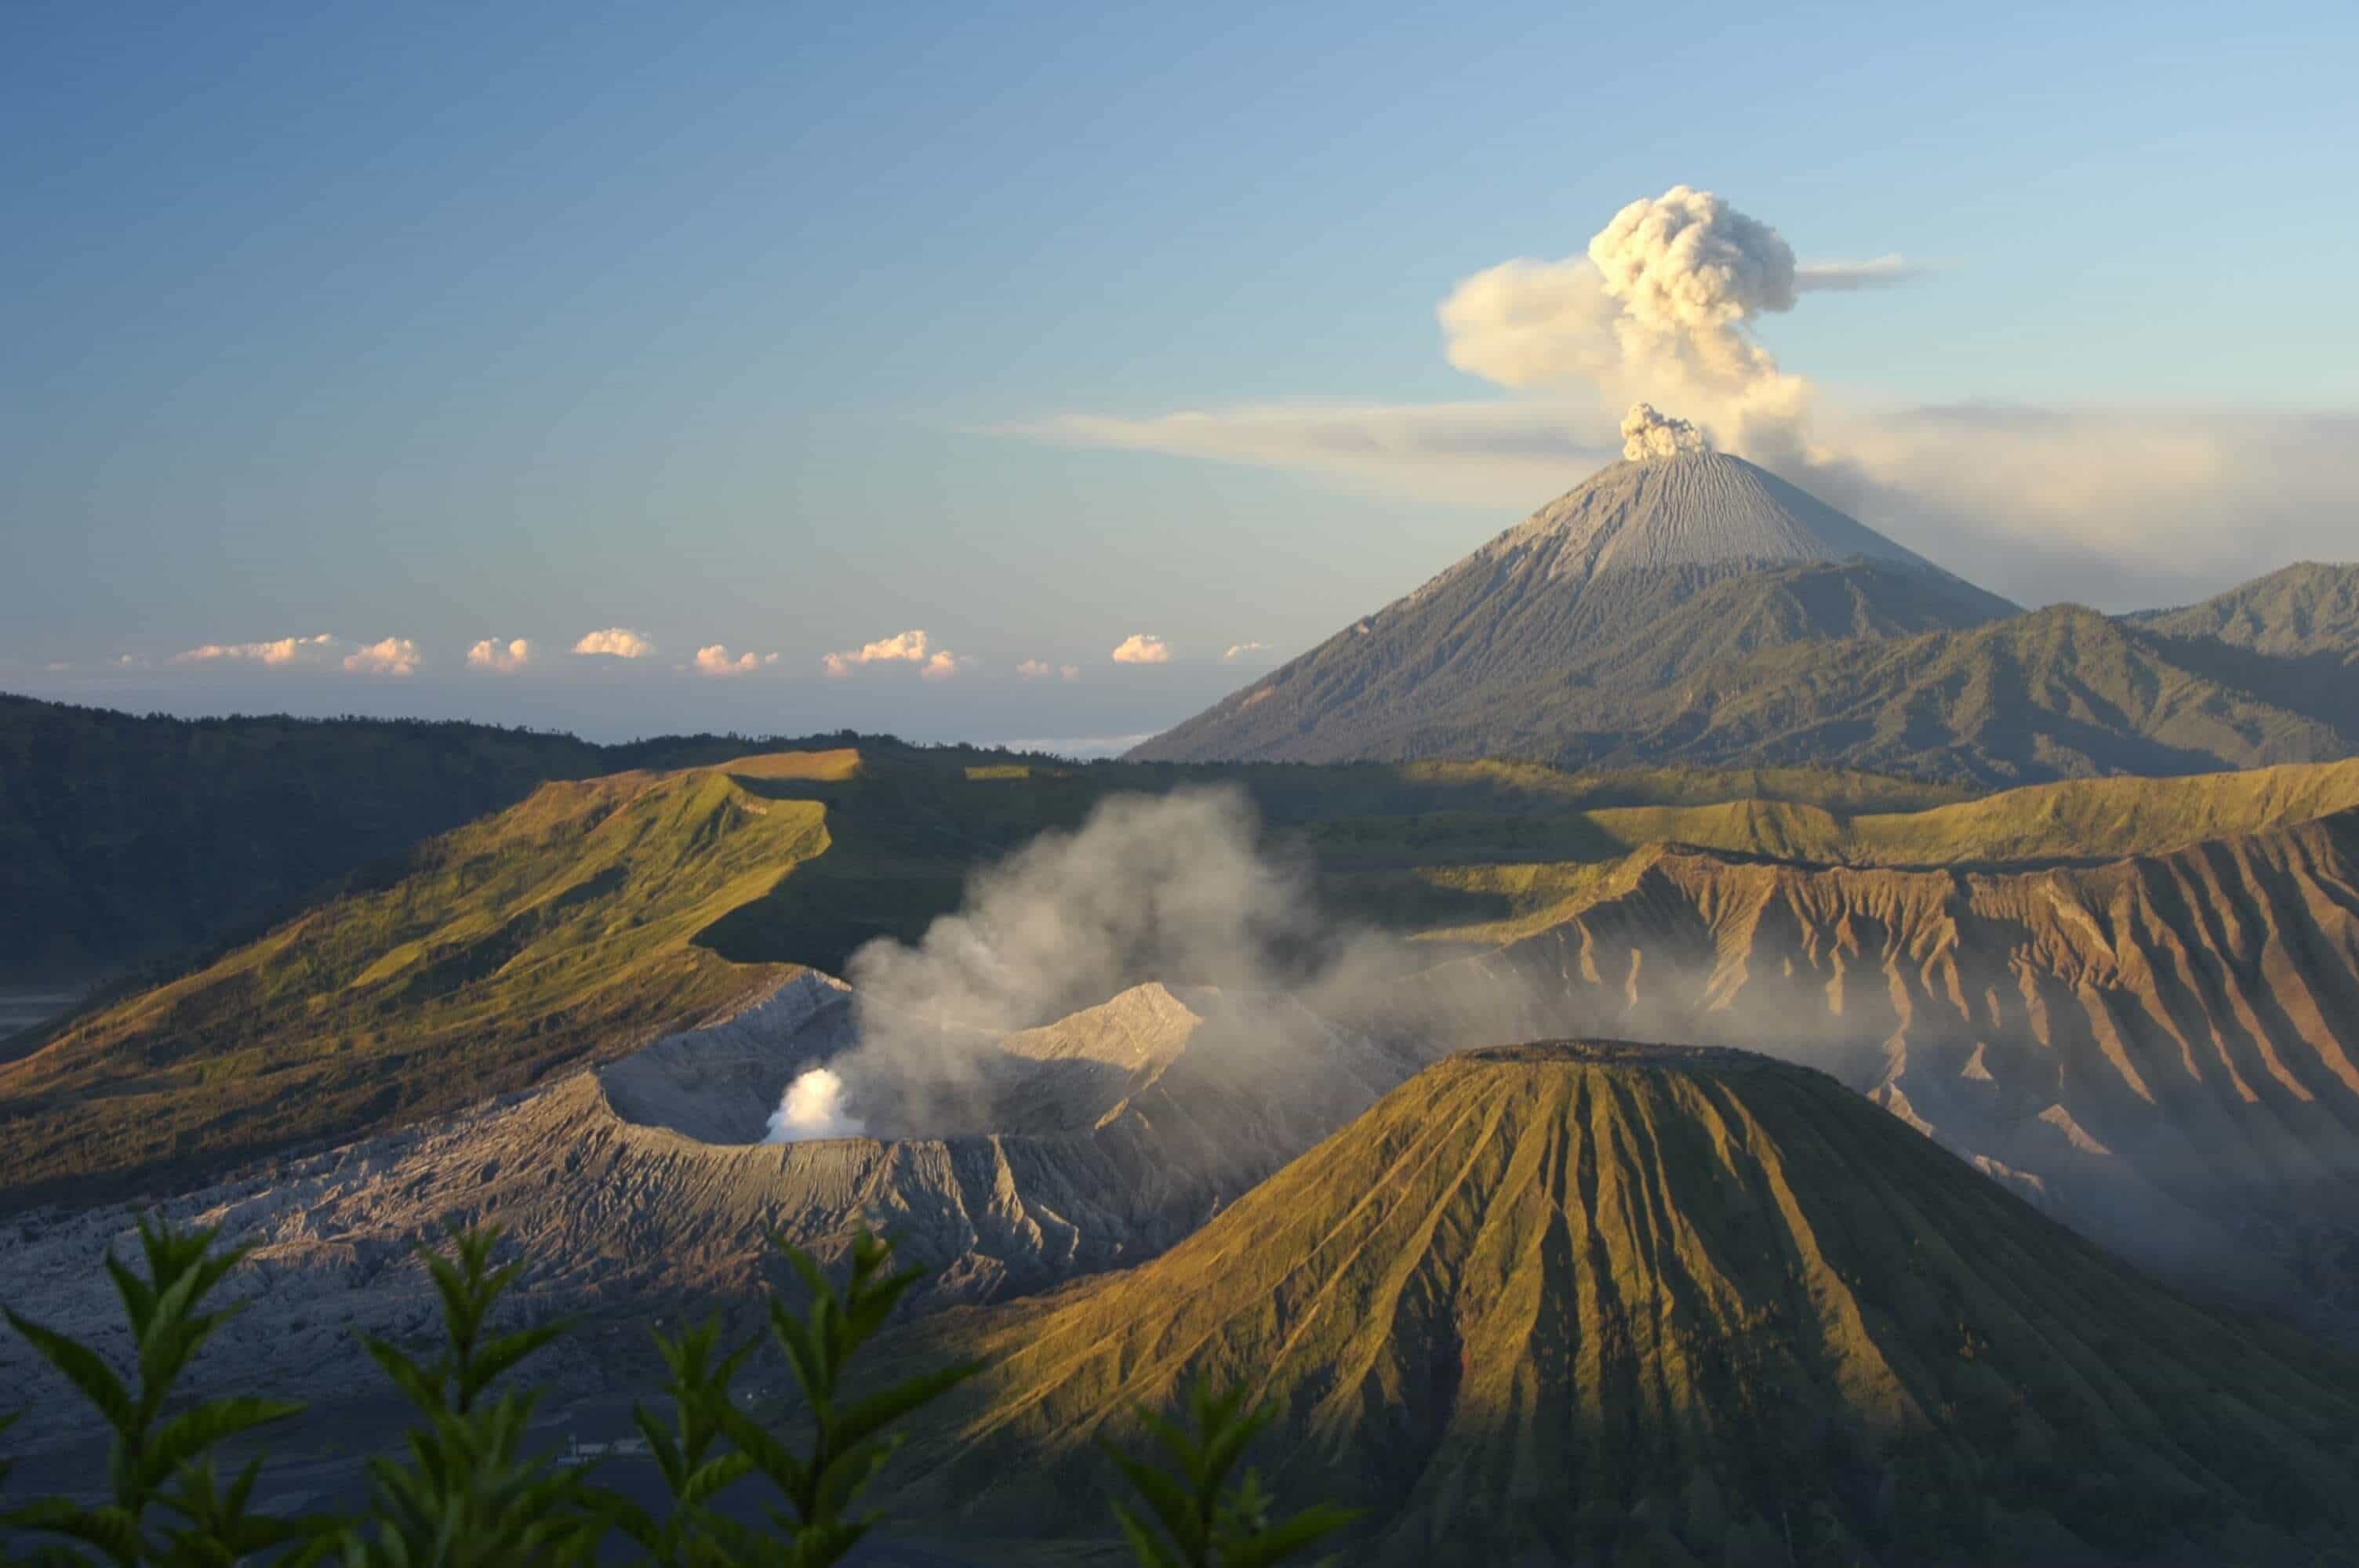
[173,633,336,667]
[822,629,960,677]
[467,637,533,673]
[1060,665,1081,681]
[114,654,138,667]
[1016,659,1053,677]
[572,627,655,659]
[343,637,422,676]
[1110,633,1171,665]
[693,644,778,677]
[1222,641,1269,661]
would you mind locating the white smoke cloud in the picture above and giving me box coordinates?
[1620,403,1710,462]
[692,644,778,677]
[342,637,421,677]
[763,1068,867,1143]
[817,788,1551,1143]
[1438,184,1821,467]
[467,637,533,673]
[172,633,336,667]
[573,627,655,659]
[1110,633,1171,664]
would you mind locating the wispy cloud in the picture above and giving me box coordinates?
[1110,633,1172,665]
[1016,659,1053,677]
[1002,401,1597,506]
[1795,254,1931,291]
[467,637,533,673]
[572,627,656,659]
[342,637,421,677]
[1222,641,1269,661]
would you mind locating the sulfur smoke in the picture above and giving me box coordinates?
[1621,403,1709,462]
[764,787,1545,1142]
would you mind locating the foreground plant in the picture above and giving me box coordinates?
[608,1312,758,1566]
[0,1215,329,1565]
[1101,1377,1358,1568]
[699,1230,980,1567]
[337,1225,607,1566]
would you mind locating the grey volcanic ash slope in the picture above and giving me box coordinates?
[0,973,1419,1439]
[897,1045,2359,1566]
[1135,446,2016,765]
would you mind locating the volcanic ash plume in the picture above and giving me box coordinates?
[1620,403,1709,461]
[764,1068,866,1143]
[1440,183,1818,469]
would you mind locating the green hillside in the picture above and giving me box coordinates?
[894,1044,2359,1565]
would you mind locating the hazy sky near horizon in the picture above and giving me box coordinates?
[6,1,2356,744]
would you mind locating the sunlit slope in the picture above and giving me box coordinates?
[904,1045,2359,1565]
[0,753,854,1207]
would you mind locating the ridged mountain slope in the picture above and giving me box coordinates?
[2130,562,2359,655]
[1423,809,2359,1327]
[900,1044,2359,1565]
[1133,460,2359,785]
[1135,451,2016,766]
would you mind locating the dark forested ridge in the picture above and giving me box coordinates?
[0,695,849,982]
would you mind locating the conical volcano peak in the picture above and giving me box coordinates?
[1619,400,1710,461]
[1495,442,1932,579]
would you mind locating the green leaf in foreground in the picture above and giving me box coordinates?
[1101,1375,1358,1568]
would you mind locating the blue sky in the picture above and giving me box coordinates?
[5,0,2355,744]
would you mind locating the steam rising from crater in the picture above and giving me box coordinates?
[763,1067,865,1143]
[805,787,1547,1142]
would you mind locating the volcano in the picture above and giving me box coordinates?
[897,1042,2359,1565]
[1132,440,2017,766]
